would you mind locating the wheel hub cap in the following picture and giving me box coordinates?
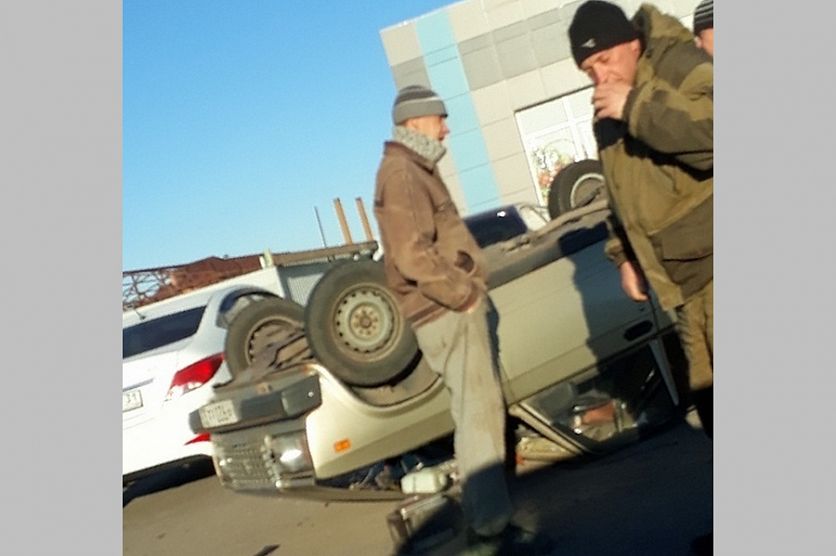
[335,288,395,353]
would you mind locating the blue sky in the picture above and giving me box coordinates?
[123,0,455,271]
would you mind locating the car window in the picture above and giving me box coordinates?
[465,208,529,248]
[123,305,206,359]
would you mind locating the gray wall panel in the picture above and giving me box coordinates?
[460,45,503,90]
[529,14,571,67]
[494,30,538,79]
[391,58,431,90]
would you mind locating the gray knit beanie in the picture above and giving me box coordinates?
[693,0,713,34]
[392,85,448,125]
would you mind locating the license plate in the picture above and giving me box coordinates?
[123,389,143,412]
[200,399,238,428]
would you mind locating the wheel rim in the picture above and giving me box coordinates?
[334,285,397,358]
[569,172,605,208]
[246,317,299,364]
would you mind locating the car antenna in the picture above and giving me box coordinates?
[133,306,147,321]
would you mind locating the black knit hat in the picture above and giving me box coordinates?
[392,85,448,125]
[568,0,640,67]
[693,0,713,34]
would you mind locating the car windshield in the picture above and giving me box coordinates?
[465,208,529,248]
[123,306,206,359]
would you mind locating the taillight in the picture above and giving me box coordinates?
[165,353,224,401]
[185,433,210,445]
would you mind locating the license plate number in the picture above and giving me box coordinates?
[123,389,143,412]
[200,399,238,428]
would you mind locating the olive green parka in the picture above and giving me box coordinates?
[597,4,713,310]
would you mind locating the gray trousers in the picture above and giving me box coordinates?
[413,296,513,537]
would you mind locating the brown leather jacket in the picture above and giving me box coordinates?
[373,141,486,328]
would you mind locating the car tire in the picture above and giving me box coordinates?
[304,259,421,387]
[224,297,305,376]
[547,159,606,219]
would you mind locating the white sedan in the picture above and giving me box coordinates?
[122,283,293,481]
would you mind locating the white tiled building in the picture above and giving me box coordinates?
[380,0,703,214]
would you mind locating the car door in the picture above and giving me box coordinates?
[490,236,658,404]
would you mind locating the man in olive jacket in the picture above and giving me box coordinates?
[373,86,551,554]
[568,1,714,433]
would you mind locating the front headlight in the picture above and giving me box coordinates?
[266,431,313,476]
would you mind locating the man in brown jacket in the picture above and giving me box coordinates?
[373,85,551,554]
[568,1,714,436]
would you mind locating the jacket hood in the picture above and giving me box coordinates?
[633,3,695,56]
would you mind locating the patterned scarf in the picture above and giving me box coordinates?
[392,126,446,166]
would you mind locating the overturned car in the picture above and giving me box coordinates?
[189,201,691,500]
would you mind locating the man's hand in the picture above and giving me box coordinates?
[592,82,632,121]
[463,297,482,314]
[619,260,648,302]
[456,284,484,314]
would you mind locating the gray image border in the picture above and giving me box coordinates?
[1,0,122,552]
[1,0,831,553]
[718,0,833,554]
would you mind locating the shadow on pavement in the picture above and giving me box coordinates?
[511,420,713,556]
[390,420,712,556]
[123,458,216,507]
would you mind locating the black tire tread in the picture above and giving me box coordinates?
[547,159,605,219]
[224,296,305,376]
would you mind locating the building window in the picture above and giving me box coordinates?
[515,87,598,205]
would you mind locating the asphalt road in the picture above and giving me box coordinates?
[123,414,712,556]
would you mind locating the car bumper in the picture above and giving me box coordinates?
[193,363,451,498]
[209,421,316,493]
[122,387,217,476]
[208,422,408,501]
[190,366,324,494]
